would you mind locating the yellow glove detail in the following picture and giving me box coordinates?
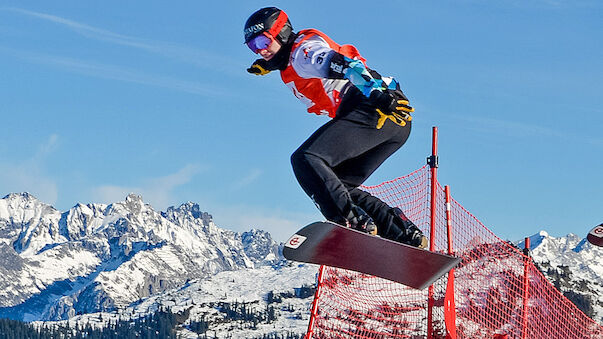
[376,109,412,129]
[247,61,271,76]
[395,99,415,114]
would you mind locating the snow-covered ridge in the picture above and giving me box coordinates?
[517,230,603,322]
[42,264,318,338]
[0,192,284,321]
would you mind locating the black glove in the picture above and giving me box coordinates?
[247,59,271,76]
[369,89,414,114]
[369,89,415,129]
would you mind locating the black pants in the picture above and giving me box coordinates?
[290,98,411,236]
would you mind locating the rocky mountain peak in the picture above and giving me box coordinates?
[3,192,38,202]
[124,193,144,213]
[521,231,603,322]
[0,193,285,321]
[0,192,58,222]
[162,202,213,231]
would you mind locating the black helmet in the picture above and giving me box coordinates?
[244,7,293,45]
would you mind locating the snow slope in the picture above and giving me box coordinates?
[47,264,317,338]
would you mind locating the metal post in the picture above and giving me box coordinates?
[305,265,325,339]
[522,238,531,339]
[427,126,439,339]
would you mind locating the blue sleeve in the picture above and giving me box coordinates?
[342,56,399,97]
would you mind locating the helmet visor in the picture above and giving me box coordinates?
[246,33,274,54]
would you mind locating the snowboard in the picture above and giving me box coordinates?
[587,223,603,247]
[283,221,461,290]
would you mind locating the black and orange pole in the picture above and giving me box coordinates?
[427,126,439,339]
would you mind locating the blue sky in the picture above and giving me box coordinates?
[0,1,601,242]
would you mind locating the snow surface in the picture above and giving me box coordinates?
[41,264,318,338]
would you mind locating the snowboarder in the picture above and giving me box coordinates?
[244,7,427,248]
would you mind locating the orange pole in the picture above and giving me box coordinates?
[445,186,453,255]
[305,265,325,339]
[444,185,457,339]
[522,238,531,339]
[427,126,439,339]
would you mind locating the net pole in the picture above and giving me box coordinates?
[305,265,325,339]
[444,185,457,338]
[521,238,531,339]
[427,126,439,339]
[445,186,453,256]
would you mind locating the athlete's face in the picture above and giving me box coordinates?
[258,39,282,61]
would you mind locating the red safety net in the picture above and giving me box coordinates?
[306,165,603,339]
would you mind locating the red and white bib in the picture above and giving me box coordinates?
[280,29,366,118]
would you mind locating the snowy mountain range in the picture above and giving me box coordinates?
[518,230,603,323]
[0,192,600,337]
[0,192,287,323]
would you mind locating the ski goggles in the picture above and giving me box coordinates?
[246,32,276,54]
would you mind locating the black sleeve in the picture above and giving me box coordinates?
[327,52,347,79]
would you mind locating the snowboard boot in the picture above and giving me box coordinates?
[386,208,428,249]
[345,205,378,236]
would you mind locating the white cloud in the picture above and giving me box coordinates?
[1,7,239,70]
[0,166,58,205]
[91,164,203,210]
[3,8,140,45]
[209,204,322,243]
[0,134,60,204]
[455,115,603,147]
[229,169,263,191]
[458,0,597,8]
[0,47,222,97]
[240,214,302,243]
[91,185,136,206]
[0,7,241,95]
[35,133,59,159]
